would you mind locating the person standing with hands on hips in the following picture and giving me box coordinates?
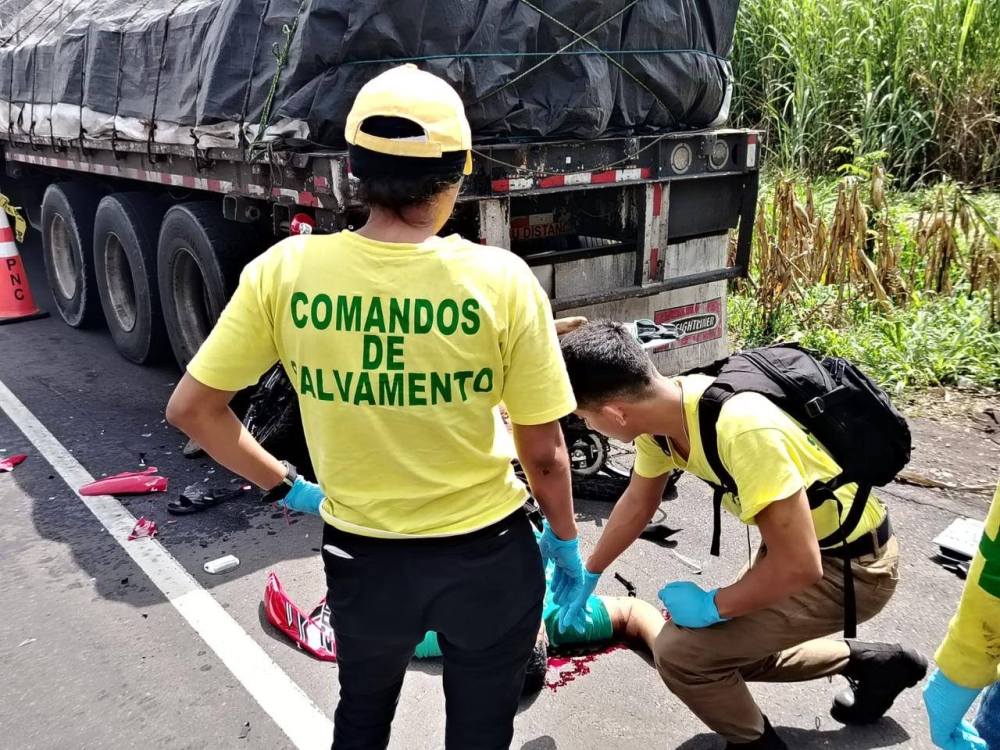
[166,64,586,750]
[924,478,1000,750]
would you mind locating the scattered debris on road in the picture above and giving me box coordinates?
[932,517,984,579]
[264,572,337,661]
[614,572,637,597]
[204,555,240,574]
[895,469,995,493]
[18,638,36,647]
[670,549,702,574]
[127,517,158,541]
[0,453,27,472]
[80,467,168,496]
[934,517,985,558]
[238,722,251,740]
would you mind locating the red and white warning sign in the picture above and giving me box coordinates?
[653,298,723,348]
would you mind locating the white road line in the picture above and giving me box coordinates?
[0,378,333,749]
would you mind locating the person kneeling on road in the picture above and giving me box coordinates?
[555,320,927,749]
[923,477,1000,750]
[166,64,586,750]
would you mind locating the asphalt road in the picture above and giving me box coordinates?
[1,237,997,750]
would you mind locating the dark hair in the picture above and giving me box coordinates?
[351,116,464,215]
[559,320,658,409]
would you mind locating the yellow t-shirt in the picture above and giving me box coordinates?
[186,231,576,538]
[936,481,1000,689]
[634,374,886,543]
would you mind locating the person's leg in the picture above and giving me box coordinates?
[652,539,902,744]
[438,598,542,750]
[429,512,545,750]
[740,537,901,684]
[322,525,426,750]
[974,681,1000,748]
[331,631,422,750]
[601,596,667,650]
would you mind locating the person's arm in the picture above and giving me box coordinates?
[500,262,577,535]
[585,472,670,573]
[713,487,823,617]
[513,421,576,541]
[554,316,587,336]
[166,376,286,490]
[167,245,293,491]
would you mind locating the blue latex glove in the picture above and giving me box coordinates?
[923,669,988,750]
[658,581,728,629]
[556,569,601,635]
[277,477,325,515]
[538,521,585,607]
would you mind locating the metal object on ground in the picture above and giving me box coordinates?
[670,549,702,574]
[614,572,637,598]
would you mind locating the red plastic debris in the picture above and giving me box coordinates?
[263,572,337,661]
[0,453,27,472]
[128,517,158,540]
[79,467,168,496]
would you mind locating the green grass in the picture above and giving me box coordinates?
[731,0,1000,186]
[730,287,1000,393]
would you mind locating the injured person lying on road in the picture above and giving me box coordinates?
[412,528,668,693]
[267,509,667,696]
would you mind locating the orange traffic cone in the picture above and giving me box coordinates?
[0,211,48,325]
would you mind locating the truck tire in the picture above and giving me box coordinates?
[157,202,247,370]
[93,194,169,364]
[40,183,106,328]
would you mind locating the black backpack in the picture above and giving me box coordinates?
[654,343,911,637]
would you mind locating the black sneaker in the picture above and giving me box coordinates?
[831,641,928,724]
[725,718,788,749]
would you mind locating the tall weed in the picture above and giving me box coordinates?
[732,0,1000,186]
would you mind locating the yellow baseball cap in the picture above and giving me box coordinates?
[345,64,473,175]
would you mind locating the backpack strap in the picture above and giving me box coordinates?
[813,480,871,550]
[811,481,873,639]
[698,383,738,557]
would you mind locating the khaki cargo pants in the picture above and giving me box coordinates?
[653,536,900,743]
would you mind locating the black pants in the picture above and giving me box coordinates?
[322,510,545,750]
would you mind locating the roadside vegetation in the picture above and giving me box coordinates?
[728,0,1000,392]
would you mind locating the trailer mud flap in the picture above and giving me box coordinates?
[653,299,724,349]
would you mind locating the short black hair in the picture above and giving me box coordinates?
[559,320,658,409]
[351,116,464,215]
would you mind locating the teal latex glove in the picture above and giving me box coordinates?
[658,581,728,629]
[538,521,585,607]
[923,669,988,750]
[277,477,325,515]
[556,569,601,635]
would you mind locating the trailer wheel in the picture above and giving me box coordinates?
[40,183,106,328]
[93,194,169,364]
[158,202,247,370]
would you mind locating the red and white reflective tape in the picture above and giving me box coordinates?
[492,167,652,194]
[6,151,328,208]
[746,134,758,169]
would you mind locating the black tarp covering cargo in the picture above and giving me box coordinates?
[0,0,738,149]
